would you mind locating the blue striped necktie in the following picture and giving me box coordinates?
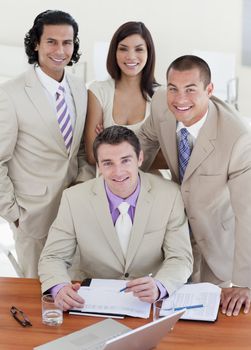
[56,85,73,153]
[178,128,191,182]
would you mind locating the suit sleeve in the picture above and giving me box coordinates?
[75,134,96,183]
[228,131,251,287]
[138,95,161,171]
[38,190,76,293]
[0,87,20,222]
[154,187,193,295]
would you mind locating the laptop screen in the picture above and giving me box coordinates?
[104,309,185,350]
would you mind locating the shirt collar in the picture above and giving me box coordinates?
[176,110,208,139]
[105,176,141,213]
[35,65,67,98]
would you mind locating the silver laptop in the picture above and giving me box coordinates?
[34,310,184,350]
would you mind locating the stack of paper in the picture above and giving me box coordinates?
[161,283,221,322]
[70,279,151,319]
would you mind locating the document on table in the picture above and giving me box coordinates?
[69,279,151,318]
[161,283,221,322]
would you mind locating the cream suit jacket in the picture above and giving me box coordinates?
[39,171,193,294]
[138,87,251,287]
[0,66,88,241]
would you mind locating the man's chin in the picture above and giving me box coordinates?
[175,115,194,126]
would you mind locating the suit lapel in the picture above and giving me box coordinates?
[125,172,153,270]
[24,67,67,152]
[183,101,217,182]
[90,177,125,267]
[160,113,180,182]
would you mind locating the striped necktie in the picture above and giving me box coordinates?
[115,202,132,256]
[56,85,73,153]
[178,128,191,182]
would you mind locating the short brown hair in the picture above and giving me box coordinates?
[93,126,141,163]
[166,55,211,88]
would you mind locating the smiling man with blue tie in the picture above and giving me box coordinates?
[38,126,193,311]
[138,55,251,317]
[0,10,89,277]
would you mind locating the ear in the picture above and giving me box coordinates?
[138,150,144,167]
[206,82,214,97]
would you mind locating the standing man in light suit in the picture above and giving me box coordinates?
[0,10,89,277]
[138,55,251,316]
[38,126,193,311]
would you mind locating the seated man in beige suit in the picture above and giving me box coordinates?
[138,55,251,316]
[39,126,193,310]
[0,10,90,277]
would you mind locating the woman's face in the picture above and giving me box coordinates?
[116,34,148,78]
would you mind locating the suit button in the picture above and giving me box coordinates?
[124,273,129,278]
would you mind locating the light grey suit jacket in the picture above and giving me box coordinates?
[138,87,251,287]
[39,171,193,294]
[0,66,89,241]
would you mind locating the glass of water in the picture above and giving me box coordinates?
[153,299,175,321]
[41,294,63,326]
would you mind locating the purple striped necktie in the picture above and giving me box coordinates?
[178,128,191,182]
[56,85,73,153]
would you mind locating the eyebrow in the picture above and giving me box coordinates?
[121,155,133,160]
[167,83,197,88]
[100,158,112,163]
[100,155,133,163]
[118,43,145,48]
[46,37,73,42]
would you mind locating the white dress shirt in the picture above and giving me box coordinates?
[35,65,76,128]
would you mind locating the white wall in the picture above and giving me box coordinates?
[0,0,249,116]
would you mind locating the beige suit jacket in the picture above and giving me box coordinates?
[39,171,193,295]
[0,66,88,240]
[138,87,251,287]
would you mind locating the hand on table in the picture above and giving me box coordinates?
[221,287,251,316]
[55,283,85,311]
[125,276,159,303]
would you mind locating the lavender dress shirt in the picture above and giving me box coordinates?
[50,176,167,300]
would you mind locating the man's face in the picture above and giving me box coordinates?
[35,24,74,81]
[166,68,213,127]
[97,141,143,198]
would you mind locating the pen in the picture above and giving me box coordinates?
[119,273,153,292]
[164,304,204,311]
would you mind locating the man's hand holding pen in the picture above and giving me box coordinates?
[54,274,159,311]
[123,274,159,303]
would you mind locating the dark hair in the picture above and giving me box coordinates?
[166,55,211,88]
[24,10,81,65]
[106,21,159,100]
[93,126,141,163]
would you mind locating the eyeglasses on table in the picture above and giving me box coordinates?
[10,306,32,327]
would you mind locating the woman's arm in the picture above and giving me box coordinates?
[84,90,104,164]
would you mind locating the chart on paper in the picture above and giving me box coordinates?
[161,283,221,321]
[74,286,151,318]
